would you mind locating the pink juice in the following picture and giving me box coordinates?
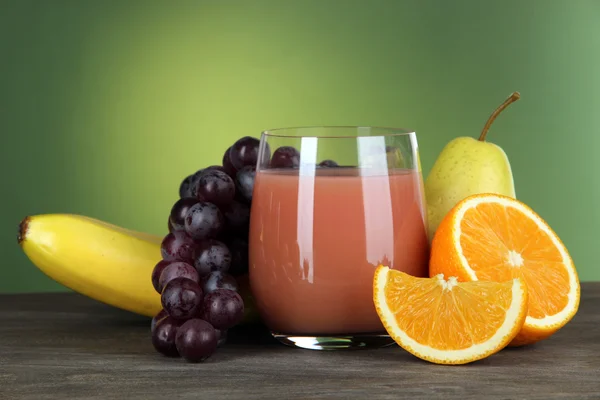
[249,167,429,335]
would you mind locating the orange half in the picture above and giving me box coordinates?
[373,266,528,365]
[430,193,580,346]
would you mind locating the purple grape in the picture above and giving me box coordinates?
[215,329,227,347]
[161,231,196,264]
[203,289,244,330]
[179,174,194,198]
[151,309,168,332]
[158,261,199,293]
[169,198,199,231]
[221,200,250,235]
[227,237,249,276]
[318,159,338,168]
[168,217,175,233]
[202,271,238,294]
[184,202,225,241]
[234,189,249,204]
[229,136,260,170]
[152,316,182,357]
[235,165,255,203]
[161,278,204,320]
[189,166,229,198]
[205,165,227,174]
[175,319,218,363]
[188,169,206,198]
[193,170,235,206]
[270,146,300,169]
[222,146,237,178]
[193,239,232,277]
[152,260,171,293]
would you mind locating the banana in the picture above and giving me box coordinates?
[18,214,263,325]
[18,214,163,317]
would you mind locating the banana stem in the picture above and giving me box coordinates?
[17,216,30,245]
[478,92,521,141]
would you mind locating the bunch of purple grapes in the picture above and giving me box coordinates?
[150,136,260,363]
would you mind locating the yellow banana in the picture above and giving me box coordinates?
[18,213,262,325]
[18,214,163,317]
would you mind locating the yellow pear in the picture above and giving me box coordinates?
[425,92,520,240]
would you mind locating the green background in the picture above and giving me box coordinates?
[2,0,599,292]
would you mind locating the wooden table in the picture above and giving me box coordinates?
[1,284,599,400]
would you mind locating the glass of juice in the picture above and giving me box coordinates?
[249,126,429,350]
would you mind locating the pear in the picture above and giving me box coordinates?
[425,92,520,240]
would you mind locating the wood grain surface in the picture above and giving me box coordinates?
[1,284,599,400]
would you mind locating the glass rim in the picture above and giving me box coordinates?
[260,125,416,139]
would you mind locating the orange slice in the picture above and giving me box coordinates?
[373,266,528,365]
[429,193,580,346]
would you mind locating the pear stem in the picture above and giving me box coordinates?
[478,91,521,141]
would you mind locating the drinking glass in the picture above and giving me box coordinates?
[248,126,429,350]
